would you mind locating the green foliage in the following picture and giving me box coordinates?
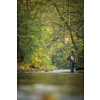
[75,39,84,66]
[17,0,43,64]
[52,47,70,68]
[17,0,84,70]
[31,48,52,68]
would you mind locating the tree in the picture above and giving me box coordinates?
[17,0,84,69]
[17,0,43,64]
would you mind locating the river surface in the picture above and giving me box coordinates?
[17,70,84,100]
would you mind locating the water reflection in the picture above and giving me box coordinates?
[17,72,84,100]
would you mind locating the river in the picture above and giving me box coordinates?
[17,70,84,100]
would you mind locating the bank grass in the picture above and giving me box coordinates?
[46,64,57,69]
[17,62,58,72]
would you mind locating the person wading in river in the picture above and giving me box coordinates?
[67,50,75,73]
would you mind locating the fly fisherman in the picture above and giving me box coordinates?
[67,50,75,73]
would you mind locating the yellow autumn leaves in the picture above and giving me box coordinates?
[31,48,51,65]
[39,48,42,50]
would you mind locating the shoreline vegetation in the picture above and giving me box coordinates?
[17,64,84,73]
[17,62,58,72]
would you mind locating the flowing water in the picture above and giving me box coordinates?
[17,70,84,100]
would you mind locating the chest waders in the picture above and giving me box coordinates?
[70,62,74,72]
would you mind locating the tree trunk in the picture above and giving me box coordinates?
[53,2,78,50]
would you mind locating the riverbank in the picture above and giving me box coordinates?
[17,63,84,73]
[17,68,84,73]
[17,65,59,72]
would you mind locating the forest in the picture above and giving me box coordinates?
[17,0,84,72]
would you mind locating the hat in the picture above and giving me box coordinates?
[71,50,74,53]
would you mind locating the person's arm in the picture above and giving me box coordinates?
[67,54,71,61]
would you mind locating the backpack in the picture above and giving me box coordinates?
[70,54,75,62]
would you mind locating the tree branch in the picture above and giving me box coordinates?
[53,3,78,50]
[47,37,59,48]
[74,20,84,39]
